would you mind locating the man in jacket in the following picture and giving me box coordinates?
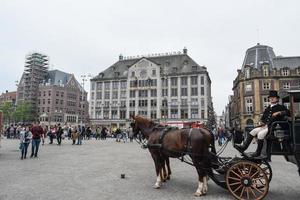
[235,90,290,157]
[30,121,44,158]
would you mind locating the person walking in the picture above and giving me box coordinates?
[30,121,44,158]
[56,123,63,145]
[77,125,84,145]
[71,125,78,145]
[19,125,32,160]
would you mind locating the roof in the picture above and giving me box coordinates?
[242,43,276,70]
[47,70,72,85]
[92,53,207,81]
[273,56,300,69]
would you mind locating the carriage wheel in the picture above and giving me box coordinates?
[226,161,269,200]
[258,160,272,183]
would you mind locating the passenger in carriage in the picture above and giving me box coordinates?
[235,90,290,158]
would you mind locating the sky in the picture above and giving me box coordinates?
[1,0,300,115]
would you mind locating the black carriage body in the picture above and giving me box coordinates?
[268,90,300,171]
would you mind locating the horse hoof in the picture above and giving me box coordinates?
[194,192,202,197]
[153,185,161,189]
[167,176,170,180]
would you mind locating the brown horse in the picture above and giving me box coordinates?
[131,116,215,197]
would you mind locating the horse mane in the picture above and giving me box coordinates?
[134,115,155,128]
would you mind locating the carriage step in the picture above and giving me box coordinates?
[147,144,162,149]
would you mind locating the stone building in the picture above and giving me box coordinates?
[229,43,300,131]
[90,48,213,131]
[17,53,88,125]
[0,91,16,107]
[37,70,88,126]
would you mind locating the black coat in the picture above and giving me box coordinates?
[261,104,290,127]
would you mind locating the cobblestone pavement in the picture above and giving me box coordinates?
[0,138,300,200]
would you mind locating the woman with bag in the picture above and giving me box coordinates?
[19,125,32,160]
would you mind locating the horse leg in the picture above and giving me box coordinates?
[165,157,171,180]
[151,153,163,189]
[192,158,208,196]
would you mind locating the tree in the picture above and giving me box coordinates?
[13,101,32,123]
[0,101,14,126]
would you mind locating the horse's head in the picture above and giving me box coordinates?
[130,115,155,139]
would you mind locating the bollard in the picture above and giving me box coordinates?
[121,174,125,179]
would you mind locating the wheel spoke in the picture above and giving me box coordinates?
[233,184,243,193]
[250,170,260,178]
[251,185,264,194]
[231,170,242,178]
[249,186,257,198]
[229,182,241,186]
[239,186,246,198]
[228,176,241,181]
[246,187,250,199]
[248,165,253,176]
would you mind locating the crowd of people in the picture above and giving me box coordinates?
[2,122,134,160]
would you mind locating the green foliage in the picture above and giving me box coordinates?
[0,101,14,124]
[13,101,32,123]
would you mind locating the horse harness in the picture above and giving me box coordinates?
[146,127,194,157]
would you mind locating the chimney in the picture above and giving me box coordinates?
[119,54,123,61]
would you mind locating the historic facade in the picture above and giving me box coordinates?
[229,43,300,131]
[0,91,16,107]
[17,53,88,125]
[90,48,212,130]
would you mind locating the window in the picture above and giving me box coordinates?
[120,91,126,99]
[112,101,118,107]
[245,97,253,113]
[200,76,204,85]
[103,111,109,119]
[191,98,198,106]
[129,100,135,107]
[262,96,270,110]
[138,100,148,107]
[96,92,102,99]
[120,111,126,119]
[48,91,51,96]
[283,82,290,89]
[201,110,205,118]
[120,81,127,89]
[191,76,198,85]
[56,91,59,97]
[181,99,188,106]
[191,87,198,96]
[181,88,187,96]
[91,82,95,90]
[162,89,168,97]
[162,100,168,107]
[151,111,157,119]
[139,90,148,97]
[97,82,102,90]
[131,71,135,77]
[171,109,178,119]
[191,109,199,119]
[129,111,135,117]
[112,91,118,99]
[130,90,135,98]
[138,110,147,116]
[130,80,137,87]
[200,87,204,95]
[104,91,110,99]
[171,88,178,96]
[171,99,178,106]
[91,92,95,100]
[282,69,289,76]
[181,77,187,86]
[112,82,119,89]
[245,68,250,79]
[152,70,156,76]
[263,66,269,76]
[245,83,252,92]
[181,109,188,119]
[162,78,168,87]
[150,89,157,97]
[172,67,178,73]
[151,99,157,107]
[263,82,270,90]
[111,110,118,119]
[171,77,177,86]
[104,82,110,89]
[104,101,109,108]
[48,99,50,104]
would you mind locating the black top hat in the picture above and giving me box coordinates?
[268,90,280,98]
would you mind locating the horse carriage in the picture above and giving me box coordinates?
[130,90,300,200]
